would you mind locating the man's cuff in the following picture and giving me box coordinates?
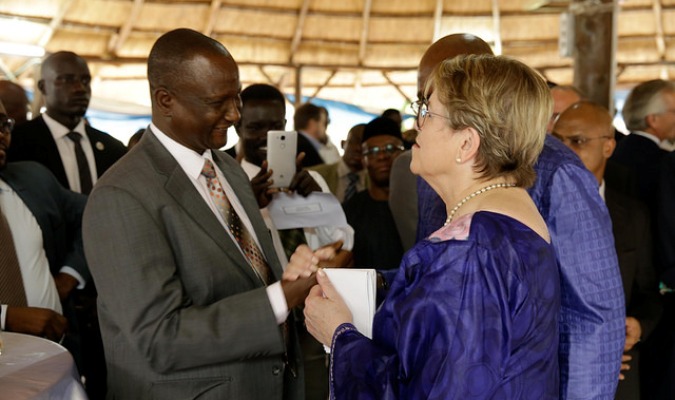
[266,282,290,324]
[1,304,7,330]
[59,266,86,289]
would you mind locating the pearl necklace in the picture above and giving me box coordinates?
[444,182,517,226]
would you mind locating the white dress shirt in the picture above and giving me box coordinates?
[42,113,98,193]
[240,159,354,262]
[149,124,288,324]
[0,180,62,330]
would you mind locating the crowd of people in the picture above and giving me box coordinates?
[0,27,673,400]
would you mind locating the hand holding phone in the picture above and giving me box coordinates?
[266,131,297,188]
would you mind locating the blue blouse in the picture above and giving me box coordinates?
[330,211,561,399]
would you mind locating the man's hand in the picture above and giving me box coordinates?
[618,317,642,381]
[289,153,321,196]
[250,160,275,208]
[5,306,67,342]
[625,317,642,351]
[53,273,79,301]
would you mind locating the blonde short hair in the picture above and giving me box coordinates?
[428,54,552,187]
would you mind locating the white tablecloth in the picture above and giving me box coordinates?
[0,332,88,400]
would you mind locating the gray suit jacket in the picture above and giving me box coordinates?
[83,129,303,400]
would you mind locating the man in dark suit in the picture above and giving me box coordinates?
[611,79,675,212]
[552,101,662,400]
[294,103,337,167]
[83,29,316,399]
[7,51,126,194]
[0,99,88,360]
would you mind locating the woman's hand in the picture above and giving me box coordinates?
[304,269,353,346]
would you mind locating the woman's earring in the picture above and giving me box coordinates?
[456,157,462,163]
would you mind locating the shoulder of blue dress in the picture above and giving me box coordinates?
[428,212,474,242]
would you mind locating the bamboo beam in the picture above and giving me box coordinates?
[358,0,373,65]
[203,0,222,38]
[257,66,277,86]
[37,0,76,47]
[308,69,337,100]
[294,65,303,106]
[432,0,443,42]
[492,0,502,55]
[289,0,311,63]
[382,71,413,104]
[108,0,145,55]
[653,0,668,79]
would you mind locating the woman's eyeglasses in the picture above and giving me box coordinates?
[410,100,451,129]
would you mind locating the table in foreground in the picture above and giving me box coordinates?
[0,332,88,399]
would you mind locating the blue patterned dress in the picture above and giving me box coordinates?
[329,211,561,399]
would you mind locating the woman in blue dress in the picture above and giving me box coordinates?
[299,54,560,399]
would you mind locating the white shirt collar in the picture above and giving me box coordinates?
[42,112,87,139]
[599,179,606,202]
[149,122,214,179]
[632,130,661,146]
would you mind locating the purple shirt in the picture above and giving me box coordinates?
[417,135,625,399]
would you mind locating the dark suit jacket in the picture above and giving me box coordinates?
[296,131,323,168]
[82,129,303,400]
[0,161,89,282]
[658,152,675,286]
[607,183,662,400]
[610,132,667,210]
[7,115,127,190]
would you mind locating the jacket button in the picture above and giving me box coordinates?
[272,366,281,375]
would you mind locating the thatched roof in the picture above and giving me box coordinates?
[0,0,673,114]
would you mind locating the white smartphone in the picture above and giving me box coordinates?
[266,130,297,188]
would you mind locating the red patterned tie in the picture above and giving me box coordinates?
[201,160,274,285]
[0,206,27,306]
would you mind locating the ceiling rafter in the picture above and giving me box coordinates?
[37,0,76,47]
[308,69,338,100]
[432,0,443,42]
[382,71,412,104]
[358,0,373,65]
[289,0,311,64]
[203,0,223,38]
[652,0,668,79]
[107,0,145,56]
[492,0,502,55]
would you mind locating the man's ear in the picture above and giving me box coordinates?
[603,136,617,159]
[153,87,173,118]
[37,79,46,95]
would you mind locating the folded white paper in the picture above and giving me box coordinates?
[267,192,347,229]
[323,268,377,353]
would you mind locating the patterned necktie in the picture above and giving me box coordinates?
[343,171,359,203]
[0,206,27,306]
[66,132,93,195]
[201,160,274,285]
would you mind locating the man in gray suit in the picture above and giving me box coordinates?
[82,28,315,399]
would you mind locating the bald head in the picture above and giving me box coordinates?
[552,101,615,183]
[417,34,493,97]
[0,80,29,126]
[148,28,234,92]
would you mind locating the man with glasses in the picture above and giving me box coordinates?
[7,51,126,195]
[553,101,662,400]
[0,99,88,362]
[343,117,404,270]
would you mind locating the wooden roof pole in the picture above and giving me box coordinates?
[382,71,412,104]
[37,0,76,48]
[108,0,145,56]
[308,69,338,101]
[571,0,616,112]
[653,0,668,79]
[492,0,502,55]
[295,65,303,107]
[355,0,373,96]
[203,0,223,38]
[432,0,443,42]
[290,0,311,64]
